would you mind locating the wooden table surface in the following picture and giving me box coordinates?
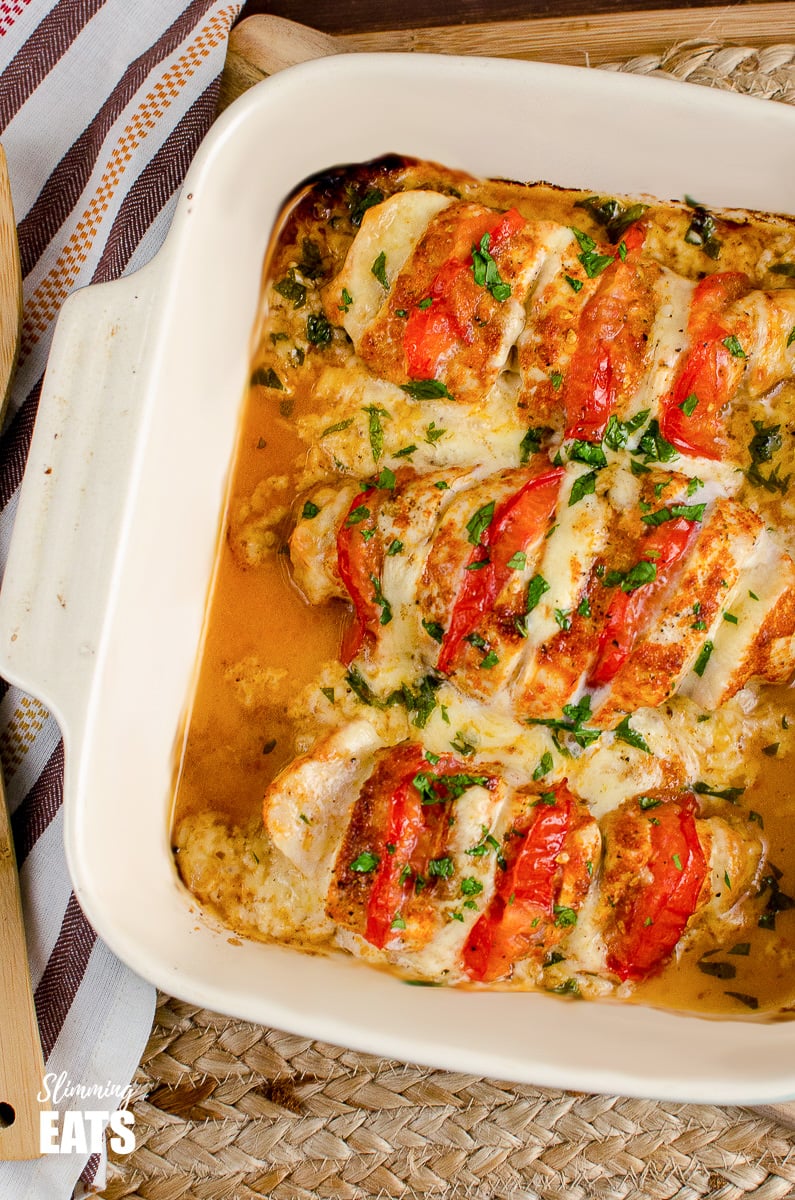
[238,0,778,35]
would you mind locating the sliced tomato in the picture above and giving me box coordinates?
[336,487,382,663]
[463,783,586,982]
[588,516,698,687]
[436,467,564,674]
[606,794,707,982]
[660,272,750,460]
[563,226,650,443]
[364,745,496,948]
[403,207,527,380]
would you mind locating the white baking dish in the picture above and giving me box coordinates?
[2,54,795,1104]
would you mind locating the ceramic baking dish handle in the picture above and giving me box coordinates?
[0,265,159,743]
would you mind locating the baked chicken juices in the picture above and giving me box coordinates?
[172,155,795,1014]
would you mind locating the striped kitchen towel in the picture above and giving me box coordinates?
[0,2,241,1196]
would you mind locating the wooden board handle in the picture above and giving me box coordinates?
[0,770,48,1159]
[219,4,795,110]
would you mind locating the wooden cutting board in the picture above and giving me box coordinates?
[218,11,795,1130]
[220,4,795,108]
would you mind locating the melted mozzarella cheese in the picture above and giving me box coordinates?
[325,191,453,342]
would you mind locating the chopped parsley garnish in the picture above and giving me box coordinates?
[640,502,706,526]
[554,608,571,631]
[722,335,746,358]
[571,227,614,278]
[251,366,283,390]
[466,500,496,546]
[369,252,389,289]
[576,595,592,618]
[693,781,745,803]
[321,418,354,437]
[390,914,406,931]
[425,421,447,444]
[603,409,650,450]
[428,857,454,878]
[273,269,306,308]
[301,500,320,519]
[550,371,564,390]
[466,829,506,869]
[723,611,738,624]
[422,619,445,643]
[471,231,511,302]
[394,444,417,458]
[386,539,403,556]
[519,425,551,463]
[320,686,335,704]
[572,196,649,242]
[553,906,578,928]
[748,419,782,464]
[450,731,477,757]
[362,404,390,463]
[565,274,583,293]
[697,960,736,980]
[345,666,380,707]
[346,504,370,526]
[636,419,678,463]
[725,992,759,1010]
[385,675,442,729]
[350,851,379,873]
[569,470,597,507]
[400,379,455,400]
[693,640,714,677]
[639,796,662,810]
[763,742,780,757]
[614,715,652,754]
[479,650,499,670]
[370,574,392,626]
[679,393,699,417]
[418,297,433,310]
[349,186,384,227]
[684,203,722,259]
[729,943,751,957]
[603,560,657,592]
[461,877,484,897]
[306,313,333,346]
[532,751,554,780]
[569,440,607,469]
[339,287,353,313]
[527,695,602,749]
[413,771,490,805]
[507,550,527,571]
[516,574,550,636]
[376,467,396,490]
[771,262,795,276]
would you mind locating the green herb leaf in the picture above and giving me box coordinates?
[467,500,496,546]
[507,550,527,571]
[339,287,353,312]
[428,856,454,878]
[349,187,384,227]
[615,715,652,754]
[569,440,608,469]
[684,205,722,259]
[301,500,320,519]
[679,392,699,417]
[479,650,499,670]
[569,471,597,507]
[273,269,306,309]
[346,504,370,526]
[401,379,455,400]
[422,618,445,643]
[565,274,584,293]
[371,251,388,289]
[370,573,392,626]
[636,419,678,463]
[722,334,746,358]
[471,231,512,302]
[553,905,578,928]
[306,313,333,346]
[573,196,649,242]
[350,851,379,873]
[532,751,554,780]
[693,640,714,677]
[518,425,551,463]
[641,502,706,526]
[251,366,283,390]
[321,418,354,437]
[461,877,484,896]
[362,404,390,463]
[603,409,650,451]
[604,560,657,593]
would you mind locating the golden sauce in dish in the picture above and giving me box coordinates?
[172,156,795,1015]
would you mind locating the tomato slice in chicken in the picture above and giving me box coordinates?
[437,467,564,675]
[403,208,527,379]
[588,516,699,687]
[605,794,707,982]
[336,487,384,663]
[660,272,750,460]
[364,745,496,948]
[463,783,592,982]
[563,223,650,443]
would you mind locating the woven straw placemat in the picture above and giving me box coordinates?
[99,38,795,1200]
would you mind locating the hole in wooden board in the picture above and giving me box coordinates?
[0,1102,16,1128]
